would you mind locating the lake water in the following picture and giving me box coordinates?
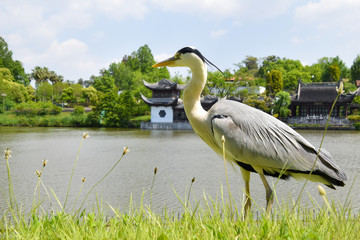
[0,126,359,214]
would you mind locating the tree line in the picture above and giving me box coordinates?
[1,35,360,126]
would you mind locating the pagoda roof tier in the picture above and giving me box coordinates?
[143,79,185,91]
[141,94,178,106]
[201,95,218,104]
[291,81,356,104]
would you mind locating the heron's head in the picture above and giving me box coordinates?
[152,47,223,73]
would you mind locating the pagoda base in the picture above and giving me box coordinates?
[141,121,193,130]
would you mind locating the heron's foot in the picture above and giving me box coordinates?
[265,190,274,214]
[244,198,252,218]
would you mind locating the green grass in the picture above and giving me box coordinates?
[1,92,359,239]
[2,136,359,239]
[130,115,151,122]
[1,195,359,239]
[0,111,150,128]
[0,111,77,127]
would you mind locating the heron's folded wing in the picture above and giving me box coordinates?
[209,100,326,172]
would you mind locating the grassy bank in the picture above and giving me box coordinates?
[0,112,150,128]
[0,111,85,127]
[1,200,359,239]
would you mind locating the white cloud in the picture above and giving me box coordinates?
[295,0,360,31]
[210,29,228,39]
[0,0,152,80]
[48,39,88,57]
[151,0,242,19]
[152,0,296,21]
[94,0,149,20]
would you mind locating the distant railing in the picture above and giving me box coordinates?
[285,115,352,127]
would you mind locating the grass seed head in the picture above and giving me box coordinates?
[123,146,129,155]
[42,159,48,167]
[36,169,41,177]
[317,185,326,197]
[82,177,86,183]
[154,167,158,175]
[4,148,11,160]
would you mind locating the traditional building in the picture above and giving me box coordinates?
[141,79,222,129]
[141,79,185,123]
[289,81,356,118]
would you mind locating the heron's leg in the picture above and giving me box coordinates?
[240,167,251,217]
[254,167,274,214]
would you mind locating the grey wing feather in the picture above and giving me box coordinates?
[209,100,347,181]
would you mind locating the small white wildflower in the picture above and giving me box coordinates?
[336,81,344,94]
[123,146,130,155]
[83,132,89,139]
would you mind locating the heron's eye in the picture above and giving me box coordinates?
[174,53,181,59]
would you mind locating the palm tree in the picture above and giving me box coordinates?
[30,66,50,101]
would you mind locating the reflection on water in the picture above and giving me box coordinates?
[0,126,359,214]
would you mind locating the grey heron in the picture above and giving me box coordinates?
[153,46,347,215]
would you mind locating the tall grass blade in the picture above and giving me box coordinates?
[292,91,341,213]
[64,134,87,209]
[76,147,128,215]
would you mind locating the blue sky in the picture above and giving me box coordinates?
[1,0,360,81]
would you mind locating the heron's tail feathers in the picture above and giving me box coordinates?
[316,148,347,188]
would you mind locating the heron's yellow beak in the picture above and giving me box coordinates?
[152,56,177,68]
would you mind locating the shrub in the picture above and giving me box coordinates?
[61,116,72,126]
[14,101,62,116]
[70,115,86,127]
[50,105,63,115]
[85,111,101,127]
[347,115,360,122]
[72,105,85,115]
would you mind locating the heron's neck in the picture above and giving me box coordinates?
[183,64,208,123]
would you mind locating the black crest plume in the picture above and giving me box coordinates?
[177,47,224,75]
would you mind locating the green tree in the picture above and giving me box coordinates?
[0,68,30,106]
[273,91,291,118]
[329,64,340,81]
[318,56,349,82]
[82,86,99,106]
[266,70,283,96]
[350,55,360,82]
[304,64,322,82]
[60,87,75,105]
[206,70,238,97]
[92,75,116,93]
[259,55,280,78]
[97,90,136,127]
[0,37,29,85]
[243,94,271,113]
[53,82,68,103]
[72,84,83,103]
[108,62,134,90]
[37,82,53,102]
[242,56,258,70]
[127,44,155,73]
